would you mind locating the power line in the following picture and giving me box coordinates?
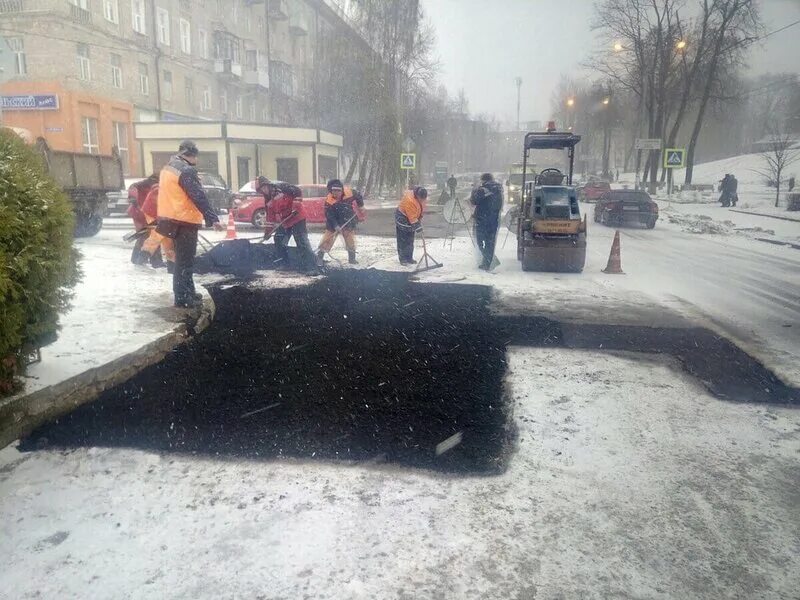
[0,26,155,55]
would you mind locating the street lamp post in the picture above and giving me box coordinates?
[515,77,523,131]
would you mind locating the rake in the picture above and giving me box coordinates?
[414,230,443,273]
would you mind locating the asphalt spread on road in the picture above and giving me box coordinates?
[20,270,798,472]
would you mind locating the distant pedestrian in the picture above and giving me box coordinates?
[156,140,223,308]
[316,179,365,265]
[470,173,504,270]
[730,174,739,207]
[395,186,428,265]
[615,169,620,182]
[719,174,732,207]
[447,174,457,199]
[788,176,795,192]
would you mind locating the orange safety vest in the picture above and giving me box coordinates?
[397,190,423,224]
[157,160,203,225]
[325,186,356,205]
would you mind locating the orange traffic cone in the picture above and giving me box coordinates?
[603,230,624,274]
[225,212,237,240]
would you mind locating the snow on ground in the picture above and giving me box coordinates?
[1,348,797,599]
[619,151,800,214]
[14,228,210,396]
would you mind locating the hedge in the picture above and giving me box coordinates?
[0,128,81,395]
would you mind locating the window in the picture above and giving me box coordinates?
[261,107,269,122]
[138,62,149,95]
[163,70,173,100]
[184,77,194,106]
[132,0,146,34]
[220,89,228,114]
[156,7,170,46]
[77,43,91,81]
[179,18,191,54]
[110,54,122,88]
[113,121,129,172]
[234,95,242,119]
[104,0,119,23]
[249,100,256,121]
[202,86,211,111]
[81,116,99,154]
[6,37,26,75]
[198,29,208,59]
[69,0,88,8]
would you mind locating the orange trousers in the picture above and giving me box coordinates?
[142,225,176,262]
[318,228,355,253]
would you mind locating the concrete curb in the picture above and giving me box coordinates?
[0,297,215,450]
[729,209,800,223]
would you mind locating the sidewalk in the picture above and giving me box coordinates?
[0,228,215,447]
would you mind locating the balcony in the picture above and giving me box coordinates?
[214,59,242,78]
[69,3,91,24]
[267,0,288,20]
[0,0,24,13]
[289,13,308,36]
[244,69,269,89]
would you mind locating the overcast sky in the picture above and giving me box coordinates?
[421,0,800,127]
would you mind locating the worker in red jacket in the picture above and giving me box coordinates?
[256,177,317,273]
[136,184,176,271]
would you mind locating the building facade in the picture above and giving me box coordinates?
[0,0,357,176]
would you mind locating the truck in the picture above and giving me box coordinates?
[34,137,124,237]
[506,162,536,205]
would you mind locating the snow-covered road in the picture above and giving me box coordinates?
[580,203,800,385]
[1,206,798,599]
[1,348,797,599]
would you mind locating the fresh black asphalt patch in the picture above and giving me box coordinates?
[20,271,799,473]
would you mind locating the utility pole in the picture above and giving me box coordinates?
[514,77,522,131]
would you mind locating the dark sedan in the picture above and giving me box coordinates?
[594,190,659,228]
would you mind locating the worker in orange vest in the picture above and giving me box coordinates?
[156,140,223,308]
[316,179,364,265]
[395,186,428,265]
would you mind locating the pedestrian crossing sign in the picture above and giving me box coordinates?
[663,148,686,169]
[400,153,416,170]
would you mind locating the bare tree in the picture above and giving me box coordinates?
[755,124,800,207]
[684,0,760,184]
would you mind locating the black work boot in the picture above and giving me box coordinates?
[348,250,358,265]
[315,250,325,267]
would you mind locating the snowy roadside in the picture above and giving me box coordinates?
[1,347,797,599]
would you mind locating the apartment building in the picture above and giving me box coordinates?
[0,0,354,177]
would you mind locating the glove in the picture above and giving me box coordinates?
[264,226,275,237]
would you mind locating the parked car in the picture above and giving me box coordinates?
[578,180,611,203]
[198,172,233,213]
[231,182,329,228]
[594,189,659,228]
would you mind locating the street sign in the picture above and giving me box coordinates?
[635,138,662,150]
[663,148,686,169]
[0,94,60,111]
[400,153,416,170]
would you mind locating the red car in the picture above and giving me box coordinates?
[578,180,611,203]
[232,182,328,228]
